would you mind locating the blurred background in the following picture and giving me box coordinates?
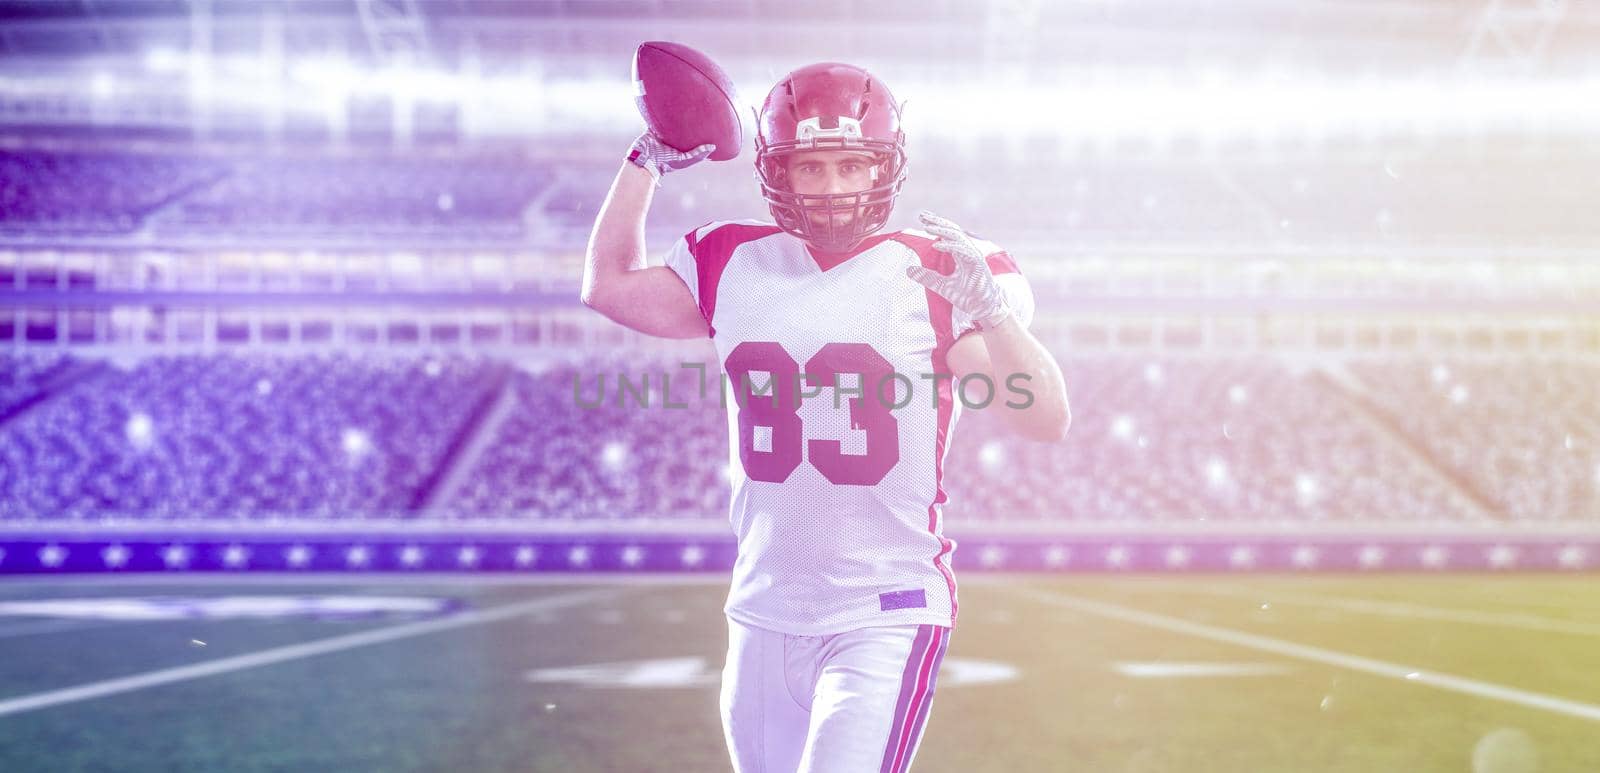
[2,0,1598,555]
[2,2,1599,771]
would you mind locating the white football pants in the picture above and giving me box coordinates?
[719,617,951,773]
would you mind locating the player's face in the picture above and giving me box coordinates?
[785,150,878,227]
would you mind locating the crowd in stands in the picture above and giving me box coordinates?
[0,353,79,416]
[942,356,1481,522]
[0,150,226,235]
[450,355,728,519]
[166,155,552,239]
[4,352,1590,524]
[0,354,503,520]
[1348,359,1600,521]
[0,149,551,241]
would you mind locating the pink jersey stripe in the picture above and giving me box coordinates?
[687,222,781,337]
[893,231,963,627]
[986,250,1021,275]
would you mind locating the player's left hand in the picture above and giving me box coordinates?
[905,211,1012,329]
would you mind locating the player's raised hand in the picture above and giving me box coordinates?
[905,211,1012,329]
[626,131,715,184]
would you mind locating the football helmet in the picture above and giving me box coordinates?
[754,62,907,253]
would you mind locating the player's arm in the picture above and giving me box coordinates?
[580,135,714,339]
[947,323,1070,443]
[908,211,1070,443]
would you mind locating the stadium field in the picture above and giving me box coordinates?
[0,574,1594,772]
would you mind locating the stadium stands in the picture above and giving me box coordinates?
[165,155,553,239]
[0,148,552,241]
[1347,358,1600,521]
[0,149,226,235]
[943,355,1483,522]
[0,352,79,417]
[0,354,505,520]
[450,355,730,519]
[6,351,1587,526]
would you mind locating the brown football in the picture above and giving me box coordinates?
[632,41,744,162]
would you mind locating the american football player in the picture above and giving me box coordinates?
[582,61,1069,773]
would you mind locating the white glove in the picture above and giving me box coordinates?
[904,211,1012,330]
[626,132,715,185]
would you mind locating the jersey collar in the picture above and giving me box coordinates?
[803,232,898,272]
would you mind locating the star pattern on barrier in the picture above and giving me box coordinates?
[1418,545,1450,569]
[567,545,592,568]
[1357,545,1386,569]
[19,538,1581,576]
[398,545,426,568]
[1290,545,1320,569]
[221,544,251,568]
[1486,544,1519,570]
[284,544,313,569]
[681,545,706,568]
[978,545,1007,568]
[1104,545,1131,569]
[37,544,66,568]
[345,545,371,568]
[1042,545,1070,568]
[513,545,538,568]
[1163,545,1192,569]
[161,544,191,569]
[1228,545,1257,569]
[101,544,130,569]
[1557,544,1588,570]
[619,545,645,568]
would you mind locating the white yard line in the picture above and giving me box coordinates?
[0,586,627,719]
[1113,662,1292,679]
[1135,580,1600,639]
[0,619,108,640]
[1007,585,1600,723]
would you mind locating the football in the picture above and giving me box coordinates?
[631,41,744,162]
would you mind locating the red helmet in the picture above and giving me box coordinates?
[754,62,908,253]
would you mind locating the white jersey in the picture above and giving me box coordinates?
[660,219,1035,635]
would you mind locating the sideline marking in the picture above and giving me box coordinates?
[1008,586,1600,723]
[1113,661,1290,679]
[1141,581,1600,639]
[0,587,625,718]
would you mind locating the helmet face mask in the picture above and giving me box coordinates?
[754,64,908,254]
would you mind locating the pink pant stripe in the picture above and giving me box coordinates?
[886,625,946,773]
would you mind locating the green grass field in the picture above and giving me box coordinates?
[0,574,1595,772]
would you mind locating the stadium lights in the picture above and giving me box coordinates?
[124,412,154,450]
[143,47,185,73]
[601,441,629,470]
[341,428,371,457]
[978,441,1004,470]
[1204,458,1230,487]
[1295,474,1321,507]
[35,59,1600,141]
[90,72,116,98]
[1110,415,1136,441]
